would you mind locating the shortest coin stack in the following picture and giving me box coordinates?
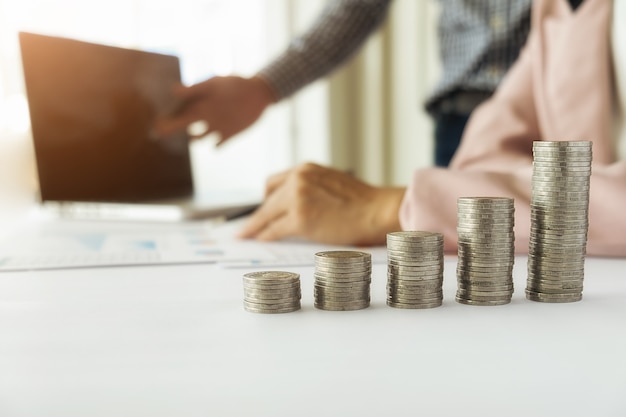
[386,231,444,309]
[242,271,302,314]
[314,251,371,311]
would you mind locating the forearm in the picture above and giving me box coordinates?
[257,0,392,101]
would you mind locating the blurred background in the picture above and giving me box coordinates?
[0,0,440,205]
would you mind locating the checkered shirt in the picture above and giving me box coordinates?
[258,0,532,115]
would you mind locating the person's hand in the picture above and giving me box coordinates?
[238,163,406,246]
[154,75,276,146]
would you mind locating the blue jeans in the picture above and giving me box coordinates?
[434,112,471,167]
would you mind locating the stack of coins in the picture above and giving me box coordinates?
[314,251,371,311]
[242,271,301,313]
[386,231,444,309]
[456,197,515,306]
[526,141,592,303]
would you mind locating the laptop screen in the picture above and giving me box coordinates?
[19,32,194,203]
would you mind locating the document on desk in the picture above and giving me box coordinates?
[0,217,386,271]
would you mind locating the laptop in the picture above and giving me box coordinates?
[18,31,261,221]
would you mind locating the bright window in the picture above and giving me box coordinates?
[0,0,294,195]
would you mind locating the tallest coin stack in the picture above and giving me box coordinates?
[526,141,592,303]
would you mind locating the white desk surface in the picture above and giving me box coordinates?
[1,211,625,416]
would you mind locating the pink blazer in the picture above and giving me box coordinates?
[400,0,626,256]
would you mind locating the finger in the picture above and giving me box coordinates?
[171,82,206,101]
[264,170,291,196]
[214,125,239,146]
[154,113,202,138]
[187,120,211,139]
[254,213,296,242]
[237,186,289,238]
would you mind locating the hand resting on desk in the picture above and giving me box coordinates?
[237,162,405,246]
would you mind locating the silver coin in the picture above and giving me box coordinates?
[525,277,584,287]
[387,283,443,292]
[388,296,444,305]
[386,240,442,248]
[529,232,588,241]
[243,302,300,311]
[528,255,586,265]
[457,275,513,285]
[456,288,513,300]
[243,282,301,292]
[386,255,443,264]
[531,183,591,191]
[244,300,301,310]
[386,241,444,251]
[387,274,443,284]
[526,277,584,287]
[532,165,592,172]
[529,213,589,222]
[457,196,514,204]
[457,271,513,281]
[525,290,582,303]
[314,280,370,288]
[455,295,513,304]
[388,268,444,276]
[387,259,445,268]
[457,240,515,249]
[457,278,513,287]
[456,209,515,216]
[527,267,585,276]
[314,291,369,301]
[458,282,514,291]
[456,273,513,282]
[315,250,371,261]
[532,178,590,184]
[314,282,370,291]
[385,256,443,267]
[387,274,444,283]
[531,186,590,193]
[532,161,592,167]
[456,217,515,224]
[387,288,442,296]
[532,158,592,165]
[456,265,514,275]
[244,287,301,297]
[386,300,443,309]
[456,252,515,261]
[387,289,443,299]
[314,279,371,288]
[533,146,592,152]
[528,242,587,252]
[527,271,585,281]
[455,296,510,306]
[530,198,590,206]
[387,263,443,273]
[314,300,370,311]
[525,285,582,295]
[457,232,515,240]
[243,270,300,281]
[527,262,585,271]
[387,231,443,241]
[387,286,443,296]
[457,218,514,225]
[314,259,372,268]
[314,268,372,278]
[315,265,372,275]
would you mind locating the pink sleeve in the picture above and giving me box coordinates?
[399,0,626,257]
